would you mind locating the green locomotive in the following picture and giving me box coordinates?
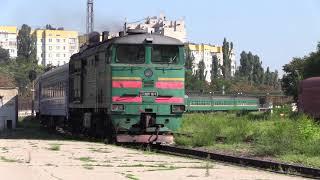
[68,31,185,144]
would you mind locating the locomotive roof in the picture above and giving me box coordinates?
[73,34,184,59]
[112,34,184,45]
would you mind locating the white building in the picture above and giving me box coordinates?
[187,43,236,83]
[0,87,18,131]
[0,26,18,58]
[127,14,187,43]
[32,29,79,66]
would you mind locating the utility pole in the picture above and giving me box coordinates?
[87,0,94,41]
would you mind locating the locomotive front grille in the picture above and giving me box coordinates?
[143,80,154,87]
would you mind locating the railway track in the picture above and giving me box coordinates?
[150,144,320,179]
[48,126,320,178]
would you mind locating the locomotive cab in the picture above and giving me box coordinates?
[110,33,185,144]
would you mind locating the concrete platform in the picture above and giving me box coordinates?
[0,139,306,180]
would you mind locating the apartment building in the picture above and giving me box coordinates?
[187,43,236,82]
[0,26,18,58]
[32,29,79,66]
[127,14,187,43]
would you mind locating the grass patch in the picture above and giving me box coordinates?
[176,111,320,168]
[118,164,145,167]
[45,163,56,166]
[0,156,19,163]
[89,148,111,153]
[125,174,139,180]
[82,164,94,170]
[48,144,60,151]
[146,166,178,171]
[78,157,96,162]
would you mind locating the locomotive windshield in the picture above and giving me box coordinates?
[152,45,179,64]
[116,45,145,64]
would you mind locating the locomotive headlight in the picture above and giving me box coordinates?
[111,104,125,112]
[144,68,153,78]
[171,105,186,113]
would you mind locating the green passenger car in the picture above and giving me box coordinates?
[185,96,259,112]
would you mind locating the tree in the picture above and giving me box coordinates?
[303,43,320,78]
[281,57,305,101]
[45,24,56,30]
[264,67,271,86]
[238,51,250,77]
[0,47,10,64]
[185,46,194,70]
[221,38,233,79]
[281,42,320,101]
[252,55,264,85]
[17,24,36,61]
[185,71,208,91]
[211,54,219,81]
[197,60,207,81]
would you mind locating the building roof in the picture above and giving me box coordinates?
[0,26,17,34]
[32,29,78,38]
[187,43,222,53]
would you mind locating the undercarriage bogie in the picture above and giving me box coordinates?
[111,113,181,133]
[40,107,181,144]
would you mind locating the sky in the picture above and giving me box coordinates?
[1,0,320,74]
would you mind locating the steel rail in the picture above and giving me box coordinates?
[151,145,320,179]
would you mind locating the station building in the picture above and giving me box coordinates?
[0,87,18,132]
[187,43,236,83]
[32,29,79,66]
[0,26,18,58]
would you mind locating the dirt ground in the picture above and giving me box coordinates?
[0,138,307,180]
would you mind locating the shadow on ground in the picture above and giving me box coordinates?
[0,116,96,142]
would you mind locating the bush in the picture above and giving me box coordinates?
[255,121,298,155]
[177,113,320,157]
[176,112,320,168]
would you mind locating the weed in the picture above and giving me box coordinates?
[45,163,55,166]
[90,148,111,153]
[78,157,96,162]
[118,164,145,167]
[26,151,31,163]
[82,164,94,170]
[125,174,139,180]
[48,144,60,151]
[0,156,19,163]
[205,154,211,177]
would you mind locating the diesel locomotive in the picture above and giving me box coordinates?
[35,30,186,144]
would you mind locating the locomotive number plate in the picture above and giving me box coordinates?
[140,91,158,97]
